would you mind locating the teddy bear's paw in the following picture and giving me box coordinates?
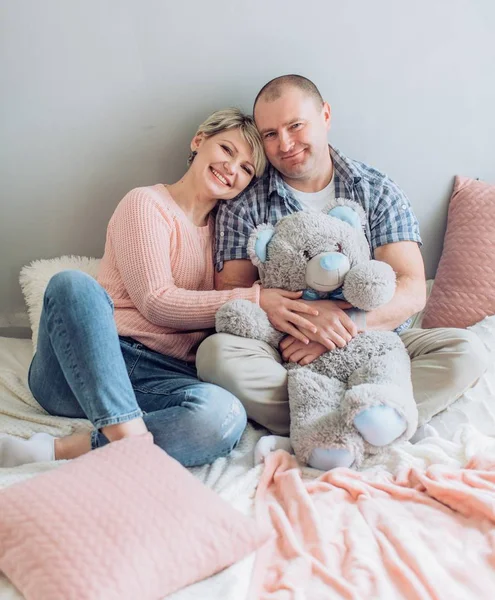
[215,299,282,346]
[343,260,396,310]
[307,447,354,470]
[353,405,407,447]
[344,383,418,443]
[254,435,293,465]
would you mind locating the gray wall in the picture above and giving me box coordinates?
[1,0,494,328]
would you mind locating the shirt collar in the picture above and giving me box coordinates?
[267,145,362,200]
[330,145,362,189]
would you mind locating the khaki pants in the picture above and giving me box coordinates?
[196,328,489,435]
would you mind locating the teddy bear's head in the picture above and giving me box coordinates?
[247,199,371,295]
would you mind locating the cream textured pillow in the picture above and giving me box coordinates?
[19,255,101,352]
[422,177,495,329]
[0,434,269,600]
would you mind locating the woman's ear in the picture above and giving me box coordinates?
[190,133,204,153]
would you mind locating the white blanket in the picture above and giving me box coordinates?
[1,316,495,599]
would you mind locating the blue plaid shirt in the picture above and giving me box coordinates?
[215,145,422,332]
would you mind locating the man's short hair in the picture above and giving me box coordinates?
[253,75,324,112]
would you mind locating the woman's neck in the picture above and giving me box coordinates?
[166,171,217,227]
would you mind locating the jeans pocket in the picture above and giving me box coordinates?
[119,339,144,378]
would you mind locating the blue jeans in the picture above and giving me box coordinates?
[28,270,247,467]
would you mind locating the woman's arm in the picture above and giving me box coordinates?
[110,188,260,330]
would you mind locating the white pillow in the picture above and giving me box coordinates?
[19,256,101,353]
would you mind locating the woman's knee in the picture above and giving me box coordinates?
[44,270,112,310]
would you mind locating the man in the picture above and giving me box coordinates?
[196,74,488,440]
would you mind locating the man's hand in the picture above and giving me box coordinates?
[280,336,328,366]
[298,299,359,351]
[259,288,320,344]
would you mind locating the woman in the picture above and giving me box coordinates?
[0,108,318,468]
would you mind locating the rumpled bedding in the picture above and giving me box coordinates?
[251,430,495,599]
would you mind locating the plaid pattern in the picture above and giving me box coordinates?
[214,145,423,333]
[215,145,422,270]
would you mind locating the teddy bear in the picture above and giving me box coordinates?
[215,198,418,470]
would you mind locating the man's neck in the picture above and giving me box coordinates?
[282,154,334,194]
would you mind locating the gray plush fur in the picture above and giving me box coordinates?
[215,199,418,467]
[216,299,284,347]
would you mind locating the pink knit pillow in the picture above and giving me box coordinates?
[0,435,269,600]
[422,176,495,329]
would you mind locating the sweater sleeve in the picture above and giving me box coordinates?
[110,188,260,330]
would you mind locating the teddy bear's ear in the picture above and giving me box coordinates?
[247,225,275,266]
[327,206,362,230]
[324,198,367,229]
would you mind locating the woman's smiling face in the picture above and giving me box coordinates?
[191,128,257,200]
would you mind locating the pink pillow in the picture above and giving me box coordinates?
[422,176,495,329]
[0,435,269,600]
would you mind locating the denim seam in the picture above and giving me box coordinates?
[125,347,143,380]
[90,429,99,450]
[50,309,90,413]
[131,384,198,397]
[92,408,144,430]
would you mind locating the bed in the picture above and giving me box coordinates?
[1,313,495,599]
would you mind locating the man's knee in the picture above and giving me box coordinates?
[196,333,231,380]
[448,328,489,388]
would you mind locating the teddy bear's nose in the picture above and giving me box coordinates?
[320,254,347,271]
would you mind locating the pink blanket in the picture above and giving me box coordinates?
[250,450,495,599]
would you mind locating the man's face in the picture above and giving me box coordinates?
[254,87,331,182]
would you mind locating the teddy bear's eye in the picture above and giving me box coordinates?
[303,250,312,261]
[336,243,342,253]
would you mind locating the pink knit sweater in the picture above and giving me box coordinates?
[97,185,260,362]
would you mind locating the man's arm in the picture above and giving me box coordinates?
[215,259,258,290]
[364,241,426,330]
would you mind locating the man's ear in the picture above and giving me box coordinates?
[322,101,331,133]
[190,132,204,153]
[247,225,275,267]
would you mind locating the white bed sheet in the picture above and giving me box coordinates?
[1,315,494,599]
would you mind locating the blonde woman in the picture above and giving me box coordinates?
[1,108,318,468]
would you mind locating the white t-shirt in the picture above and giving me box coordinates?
[285,173,336,213]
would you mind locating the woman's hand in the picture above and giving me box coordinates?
[260,288,319,344]
[297,300,359,351]
[280,336,328,366]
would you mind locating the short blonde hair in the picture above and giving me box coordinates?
[188,108,266,178]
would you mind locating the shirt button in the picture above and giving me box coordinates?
[220,232,225,236]
[401,204,407,210]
